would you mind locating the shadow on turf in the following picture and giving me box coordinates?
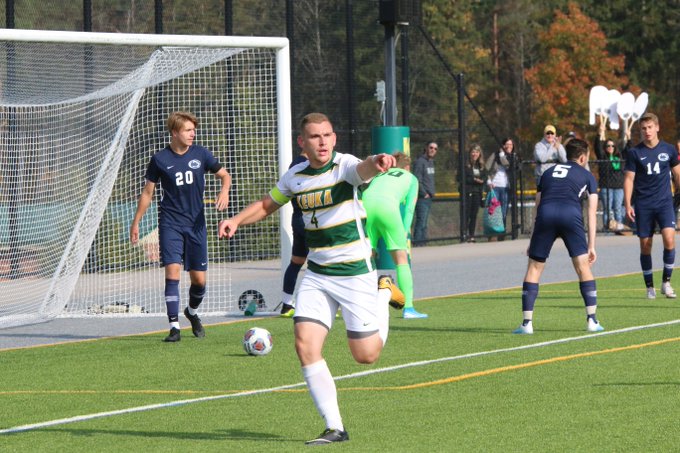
[42,427,294,442]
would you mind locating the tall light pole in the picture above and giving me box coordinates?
[378,0,421,126]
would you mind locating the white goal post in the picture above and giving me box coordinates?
[0,29,293,328]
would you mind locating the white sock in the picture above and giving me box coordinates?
[282,292,294,305]
[302,360,343,431]
[170,321,180,329]
[187,306,197,316]
[377,289,390,345]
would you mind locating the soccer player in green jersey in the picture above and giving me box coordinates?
[218,113,404,445]
[363,152,427,318]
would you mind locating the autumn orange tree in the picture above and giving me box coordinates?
[523,2,630,142]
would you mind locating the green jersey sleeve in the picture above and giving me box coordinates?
[403,174,418,230]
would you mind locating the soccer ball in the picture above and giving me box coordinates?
[243,327,273,356]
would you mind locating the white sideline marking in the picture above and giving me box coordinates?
[2,318,679,434]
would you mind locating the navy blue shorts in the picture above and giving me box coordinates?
[634,201,676,238]
[158,223,208,271]
[528,205,588,262]
[291,215,309,258]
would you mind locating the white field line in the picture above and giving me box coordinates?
[2,318,679,435]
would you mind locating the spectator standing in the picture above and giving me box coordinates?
[594,119,626,231]
[534,124,567,185]
[412,141,437,245]
[459,144,488,243]
[485,137,517,236]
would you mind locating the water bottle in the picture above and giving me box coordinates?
[244,300,257,316]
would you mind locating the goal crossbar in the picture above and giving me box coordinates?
[0,29,293,328]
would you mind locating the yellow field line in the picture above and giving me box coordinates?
[341,336,680,391]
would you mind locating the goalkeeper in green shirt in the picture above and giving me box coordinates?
[363,152,427,319]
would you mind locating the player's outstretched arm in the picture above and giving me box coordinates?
[356,153,396,181]
[130,181,155,245]
[218,194,280,239]
[214,167,232,211]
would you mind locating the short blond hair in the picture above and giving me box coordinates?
[167,111,198,133]
[639,112,659,125]
[393,152,411,169]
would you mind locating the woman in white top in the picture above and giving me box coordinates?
[485,137,517,233]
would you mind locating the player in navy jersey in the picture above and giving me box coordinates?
[130,112,231,342]
[623,112,680,299]
[513,138,604,334]
[279,149,309,317]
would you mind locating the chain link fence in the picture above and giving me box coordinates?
[3,1,641,245]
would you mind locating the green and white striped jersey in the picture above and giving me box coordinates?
[270,151,374,276]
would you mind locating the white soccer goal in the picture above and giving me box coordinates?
[0,29,293,328]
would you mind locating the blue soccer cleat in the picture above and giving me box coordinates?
[403,307,428,319]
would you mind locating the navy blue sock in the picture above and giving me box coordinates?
[587,313,598,323]
[663,248,675,283]
[640,254,653,288]
[189,284,206,309]
[521,282,539,312]
[283,262,303,296]
[580,280,597,307]
[165,279,180,323]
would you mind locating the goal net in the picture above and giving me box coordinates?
[0,30,292,329]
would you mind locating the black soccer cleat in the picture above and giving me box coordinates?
[163,327,181,342]
[304,428,349,446]
[279,303,295,318]
[184,307,205,338]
